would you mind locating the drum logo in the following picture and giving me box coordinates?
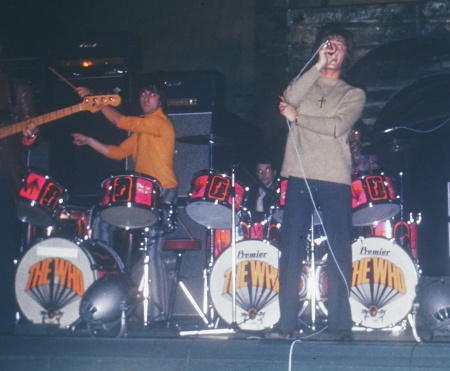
[365,176,389,201]
[20,174,63,210]
[25,257,85,316]
[223,258,279,294]
[135,178,154,205]
[221,258,279,319]
[352,256,406,319]
[208,175,230,202]
[111,177,133,202]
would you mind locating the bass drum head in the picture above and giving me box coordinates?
[15,238,124,328]
[350,237,418,329]
[209,240,280,331]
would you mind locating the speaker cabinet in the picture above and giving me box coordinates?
[169,111,214,197]
[47,74,132,205]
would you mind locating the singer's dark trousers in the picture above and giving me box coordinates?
[278,177,353,333]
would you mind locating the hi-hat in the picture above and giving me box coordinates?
[176,134,236,146]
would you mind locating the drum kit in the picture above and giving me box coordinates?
[14,168,176,333]
[11,130,423,339]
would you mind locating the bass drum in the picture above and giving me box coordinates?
[15,238,125,328]
[209,240,280,331]
[350,237,419,329]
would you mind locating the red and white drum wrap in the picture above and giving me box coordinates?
[100,173,161,229]
[186,170,246,229]
[17,171,68,227]
[351,173,400,226]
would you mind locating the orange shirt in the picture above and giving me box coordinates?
[106,107,178,189]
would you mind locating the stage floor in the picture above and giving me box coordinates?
[2,316,450,371]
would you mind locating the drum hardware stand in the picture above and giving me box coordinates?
[298,212,325,332]
[407,302,422,342]
[136,229,160,327]
[180,166,239,337]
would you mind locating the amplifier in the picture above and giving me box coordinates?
[138,71,224,112]
[48,32,143,75]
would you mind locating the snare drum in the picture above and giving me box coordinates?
[17,170,68,228]
[186,170,246,229]
[52,206,92,240]
[209,240,280,331]
[15,237,125,327]
[351,173,400,226]
[99,173,161,229]
[350,237,419,328]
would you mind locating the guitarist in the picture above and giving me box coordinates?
[0,62,37,335]
[72,80,178,323]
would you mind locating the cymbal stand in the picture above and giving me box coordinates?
[137,229,163,327]
[298,212,321,332]
[204,228,216,323]
[230,166,238,326]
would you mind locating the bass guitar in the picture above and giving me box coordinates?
[0,94,121,140]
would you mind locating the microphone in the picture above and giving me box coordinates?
[322,40,331,48]
[322,40,336,54]
[383,127,397,133]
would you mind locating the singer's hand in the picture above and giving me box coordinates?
[279,97,298,123]
[315,42,336,71]
[315,37,347,74]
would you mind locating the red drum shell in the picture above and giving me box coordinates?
[186,170,246,230]
[99,173,162,229]
[351,173,400,226]
[18,170,68,228]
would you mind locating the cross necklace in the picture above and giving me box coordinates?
[316,80,339,108]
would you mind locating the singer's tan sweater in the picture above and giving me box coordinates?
[281,67,366,185]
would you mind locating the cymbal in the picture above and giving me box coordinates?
[176,134,236,146]
[362,138,419,154]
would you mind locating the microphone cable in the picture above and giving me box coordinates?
[292,40,332,82]
[283,110,351,299]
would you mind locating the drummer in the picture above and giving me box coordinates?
[246,155,279,215]
[72,79,178,322]
[244,155,281,243]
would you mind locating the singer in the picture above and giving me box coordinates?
[275,23,366,341]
